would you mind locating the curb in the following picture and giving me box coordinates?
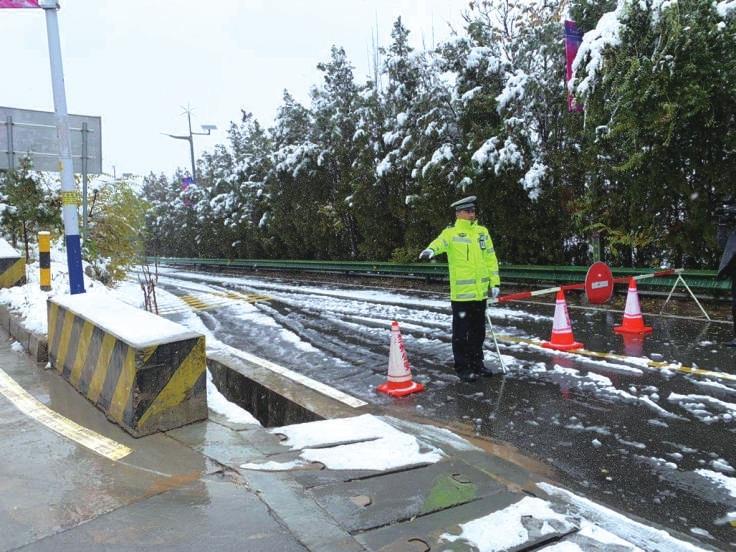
[0,303,48,363]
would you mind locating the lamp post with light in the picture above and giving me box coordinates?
[163,108,216,183]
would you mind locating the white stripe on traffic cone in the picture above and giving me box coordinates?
[542,290,583,351]
[614,278,652,335]
[377,321,425,397]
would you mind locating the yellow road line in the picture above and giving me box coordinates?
[0,368,132,461]
[496,334,736,382]
[159,291,271,315]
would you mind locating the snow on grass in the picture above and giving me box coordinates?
[0,260,106,334]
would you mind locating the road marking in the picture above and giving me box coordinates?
[495,334,736,382]
[157,292,271,314]
[0,368,133,461]
[227,348,368,408]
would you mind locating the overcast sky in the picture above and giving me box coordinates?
[2,1,468,179]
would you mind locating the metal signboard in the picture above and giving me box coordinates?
[0,106,102,174]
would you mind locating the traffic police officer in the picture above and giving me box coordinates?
[419,196,501,382]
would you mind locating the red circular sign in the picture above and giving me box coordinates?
[585,262,613,304]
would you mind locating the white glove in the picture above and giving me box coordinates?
[419,248,434,260]
[491,287,500,298]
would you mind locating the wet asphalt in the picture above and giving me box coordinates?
[158,270,736,549]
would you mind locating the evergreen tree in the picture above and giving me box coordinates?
[0,159,59,260]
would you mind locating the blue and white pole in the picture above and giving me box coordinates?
[41,1,84,294]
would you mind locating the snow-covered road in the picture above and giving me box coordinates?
[152,267,736,548]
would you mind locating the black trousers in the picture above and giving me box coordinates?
[451,300,487,374]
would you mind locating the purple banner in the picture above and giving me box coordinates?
[564,20,584,113]
[0,0,40,7]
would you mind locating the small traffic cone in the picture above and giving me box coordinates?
[542,290,583,351]
[614,278,653,335]
[376,321,425,397]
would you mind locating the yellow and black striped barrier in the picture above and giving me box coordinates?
[47,296,207,437]
[0,238,26,288]
[38,231,51,291]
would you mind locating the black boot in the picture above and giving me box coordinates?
[478,364,498,377]
[457,371,479,383]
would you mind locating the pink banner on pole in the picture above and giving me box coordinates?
[0,0,40,7]
[564,20,584,113]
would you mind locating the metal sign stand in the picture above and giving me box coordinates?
[660,274,711,320]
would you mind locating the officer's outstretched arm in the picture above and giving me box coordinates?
[427,229,450,257]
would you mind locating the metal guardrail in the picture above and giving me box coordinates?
[149,257,731,297]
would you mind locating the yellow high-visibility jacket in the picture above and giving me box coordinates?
[427,218,500,301]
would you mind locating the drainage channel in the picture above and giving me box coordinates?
[206,348,369,427]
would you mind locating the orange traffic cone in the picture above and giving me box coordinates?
[542,290,583,351]
[614,278,652,335]
[376,321,425,397]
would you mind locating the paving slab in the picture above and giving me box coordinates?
[15,478,308,552]
[308,459,508,532]
[354,492,526,551]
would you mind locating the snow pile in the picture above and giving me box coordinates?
[53,292,200,348]
[667,393,736,424]
[241,414,444,471]
[0,238,20,259]
[694,469,736,497]
[439,496,576,551]
[205,369,260,426]
[538,482,709,551]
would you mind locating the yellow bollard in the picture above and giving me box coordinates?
[39,231,51,291]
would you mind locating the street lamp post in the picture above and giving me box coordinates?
[163,108,216,183]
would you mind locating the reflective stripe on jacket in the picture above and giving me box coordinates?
[426,219,500,301]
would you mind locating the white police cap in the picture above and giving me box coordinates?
[450,195,477,211]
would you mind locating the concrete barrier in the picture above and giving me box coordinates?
[0,239,26,288]
[47,294,207,437]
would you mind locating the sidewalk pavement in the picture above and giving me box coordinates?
[0,325,712,552]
